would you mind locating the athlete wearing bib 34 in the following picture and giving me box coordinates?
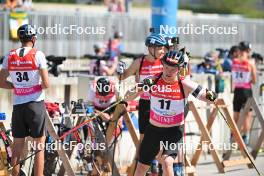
[0,24,49,176]
[125,50,217,176]
[232,41,256,144]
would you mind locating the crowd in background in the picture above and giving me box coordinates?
[0,0,129,12]
[191,41,263,94]
[89,34,263,96]
[0,0,32,11]
[104,0,126,12]
[89,31,124,76]
[192,42,263,75]
[0,21,263,175]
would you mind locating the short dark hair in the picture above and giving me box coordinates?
[113,31,123,39]
[238,41,251,51]
[229,45,239,55]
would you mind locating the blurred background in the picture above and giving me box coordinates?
[0,0,264,56]
[0,0,264,175]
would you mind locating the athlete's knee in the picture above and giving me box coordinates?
[33,136,46,142]
[33,136,46,150]
[12,139,25,155]
[134,162,149,176]
[11,168,20,176]
[161,155,174,170]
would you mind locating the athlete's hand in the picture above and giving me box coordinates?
[206,89,217,102]
[137,78,155,88]
[179,47,190,67]
[143,78,155,87]
[116,61,126,75]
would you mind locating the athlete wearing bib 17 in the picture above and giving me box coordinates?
[0,24,49,176]
[125,50,217,176]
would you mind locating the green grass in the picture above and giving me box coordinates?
[131,1,149,8]
[34,0,75,3]
[179,0,264,19]
[32,0,264,19]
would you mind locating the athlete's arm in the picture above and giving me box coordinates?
[39,69,49,89]
[182,79,215,103]
[120,58,141,80]
[95,109,112,121]
[250,62,257,84]
[124,84,143,101]
[37,51,50,89]
[105,57,118,76]
[0,69,14,89]
[0,55,14,89]
[87,84,95,105]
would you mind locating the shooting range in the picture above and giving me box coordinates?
[0,0,264,175]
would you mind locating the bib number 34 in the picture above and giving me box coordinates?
[16,72,29,82]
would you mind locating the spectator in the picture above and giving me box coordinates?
[252,52,263,64]
[212,50,223,73]
[222,46,240,72]
[104,0,125,13]
[106,31,125,58]
[193,51,219,74]
[94,43,106,56]
[193,50,224,93]
[3,0,18,10]
[21,0,33,11]
[89,43,111,76]
[2,0,32,11]
[104,31,125,75]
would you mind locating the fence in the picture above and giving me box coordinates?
[1,10,264,57]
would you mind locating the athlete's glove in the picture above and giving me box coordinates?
[179,47,190,67]
[143,78,155,87]
[119,100,128,107]
[116,61,126,75]
[137,78,155,88]
[206,89,217,102]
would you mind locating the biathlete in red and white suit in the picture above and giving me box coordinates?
[116,33,167,141]
[125,50,218,176]
[231,41,256,144]
[0,24,49,176]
